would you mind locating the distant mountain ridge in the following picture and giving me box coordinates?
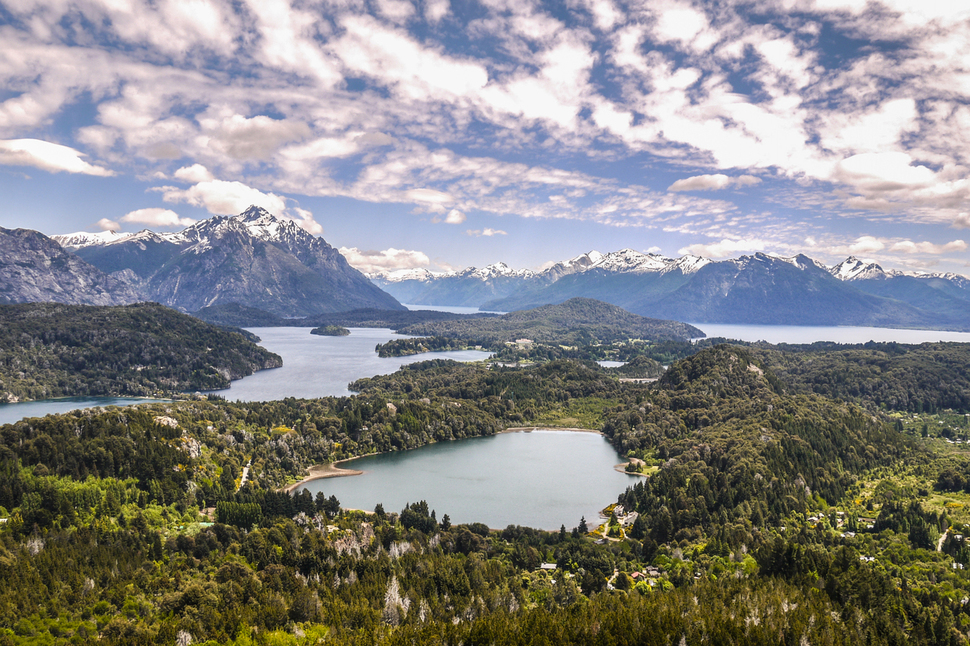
[374,249,970,331]
[53,206,404,316]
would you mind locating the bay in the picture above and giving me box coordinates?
[297,430,637,530]
[0,396,172,426]
[208,327,492,401]
[692,322,970,345]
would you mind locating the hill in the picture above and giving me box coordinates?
[3,342,970,643]
[393,297,703,345]
[0,302,282,402]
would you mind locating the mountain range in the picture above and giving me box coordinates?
[49,206,403,317]
[373,249,970,331]
[5,208,969,331]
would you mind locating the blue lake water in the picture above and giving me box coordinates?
[0,397,172,426]
[207,327,492,401]
[297,430,636,530]
[402,303,506,315]
[692,323,970,345]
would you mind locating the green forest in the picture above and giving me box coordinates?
[0,304,282,403]
[3,325,970,643]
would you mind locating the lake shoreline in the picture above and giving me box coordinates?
[282,462,365,493]
[285,426,605,493]
[499,426,602,435]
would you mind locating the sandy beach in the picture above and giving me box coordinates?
[282,461,364,493]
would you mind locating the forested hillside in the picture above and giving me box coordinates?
[390,297,703,346]
[0,303,282,402]
[3,345,970,643]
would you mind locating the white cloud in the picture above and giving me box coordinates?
[174,164,215,184]
[445,209,466,224]
[339,246,431,273]
[406,188,454,204]
[0,139,114,176]
[668,174,762,192]
[646,246,662,254]
[202,113,311,160]
[847,236,886,254]
[122,208,197,227]
[889,239,967,254]
[833,152,936,192]
[289,207,323,235]
[678,238,767,258]
[334,15,489,102]
[161,179,287,216]
[466,228,507,237]
[956,213,970,229]
[96,218,121,232]
[425,0,450,22]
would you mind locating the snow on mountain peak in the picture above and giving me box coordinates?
[831,257,888,281]
[465,262,536,280]
[668,255,711,274]
[591,248,670,273]
[53,230,130,249]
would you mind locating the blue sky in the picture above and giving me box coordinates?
[0,0,968,276]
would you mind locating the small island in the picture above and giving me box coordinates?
[311,325,351,337]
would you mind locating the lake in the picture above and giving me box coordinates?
[0,327,489,424]
[692,323,970,345]
[208,327,492,401]
[0,396,172,426]
[296,430,637,530]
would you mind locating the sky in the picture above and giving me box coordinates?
[0,0,968,277]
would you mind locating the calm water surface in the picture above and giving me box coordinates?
[298,430,636,530]
[0,397,172,426]
[692,323,970,345]
[208,327,491,401]
[402,303,506,315]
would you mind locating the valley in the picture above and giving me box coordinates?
[3,301,970,643]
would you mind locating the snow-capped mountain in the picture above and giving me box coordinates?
[374,249,970,331]
[54,206,404,316]
[830,257,894,281]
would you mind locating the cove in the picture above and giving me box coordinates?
[296,429,639,531]
[208,327,492,401]
[0,397,173,426]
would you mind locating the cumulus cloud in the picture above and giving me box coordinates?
[161,180,287,216]
[0,139,113,176]
[174,164,215,183]
[678,238,767,258]
[122,208,197,227]
[444,209,466,224]
[668,174,762,192]
[96,218,121,231]
[466,228,507,237]
[338,246,431,274]
[954,214,970,229]
[847,236,886,254]
[288,207,323,235]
